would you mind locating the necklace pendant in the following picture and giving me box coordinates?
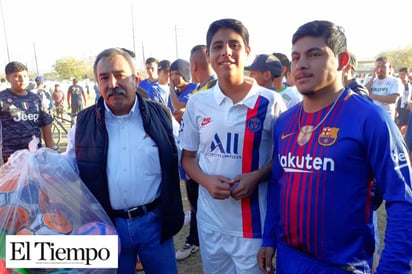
[297,125,314,146]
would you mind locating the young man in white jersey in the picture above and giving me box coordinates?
[366,56,401,120]
[179,18,286,273]
[272,52,302,109]
[395,67,411,133]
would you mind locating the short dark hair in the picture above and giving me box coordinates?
[272,52,290,68]
[145,57,158,65]
[399,67,409,73]
[190,45,209,71]
[375,56,388,63]
[5,61,27,75]
[121,48,136,58]
[292,20,347,57]
[94,48,137,80]
[206,18,249,51]
[191,45,207,56]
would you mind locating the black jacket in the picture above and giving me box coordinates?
[75,93,184,241]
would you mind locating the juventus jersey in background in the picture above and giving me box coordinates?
[0,89,52,160]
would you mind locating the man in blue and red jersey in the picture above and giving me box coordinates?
[258,20,412,274]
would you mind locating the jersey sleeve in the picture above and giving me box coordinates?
[38,108,53,127]
[262,123,282,248]
[365,108,412,272]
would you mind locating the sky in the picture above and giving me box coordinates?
[0,0,411,75]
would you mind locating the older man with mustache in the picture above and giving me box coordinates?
[64,47,184,274]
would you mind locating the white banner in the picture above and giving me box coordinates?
[5,235,118,269]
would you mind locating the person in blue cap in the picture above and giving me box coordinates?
[31,75,53,112]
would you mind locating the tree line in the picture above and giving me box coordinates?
[44,45,412,81]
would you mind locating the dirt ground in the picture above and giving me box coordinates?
[173,182,203,274]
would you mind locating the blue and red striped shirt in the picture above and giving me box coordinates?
[263,88,412,272]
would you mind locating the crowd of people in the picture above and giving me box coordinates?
[1,17,412,274]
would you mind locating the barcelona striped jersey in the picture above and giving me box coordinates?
[263,88,412,273]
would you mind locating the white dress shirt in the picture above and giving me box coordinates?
[65,96,161,210]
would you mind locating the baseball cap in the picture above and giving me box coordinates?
[35,76,45,83]
[158,60,170,71]
[245,54,282,78]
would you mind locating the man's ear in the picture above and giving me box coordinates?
[265,71,272,80]
[281,66,287,77]
[206,48,210,63]
[338,52,350,71]
[245,45,251,57]
[192,61,198,73]
[135,72,141,85]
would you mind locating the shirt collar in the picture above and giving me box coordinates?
[213,79,260,109]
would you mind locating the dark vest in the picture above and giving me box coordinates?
[75,94,184,241]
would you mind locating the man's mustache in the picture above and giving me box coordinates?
[106,87,127,97]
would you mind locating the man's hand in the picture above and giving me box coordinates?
[230,171,261,200]
[173,109,185,123]
[203,175,233,199]
[257,247,275,274]
[169,77,175,89]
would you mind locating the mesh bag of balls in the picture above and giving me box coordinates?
[0,138,118,273]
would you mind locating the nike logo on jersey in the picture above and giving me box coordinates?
[201,117,212,127]
[281,132,295,140]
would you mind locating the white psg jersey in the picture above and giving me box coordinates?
[180,82,286,238]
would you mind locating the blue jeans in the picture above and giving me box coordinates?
[114,207,178,274]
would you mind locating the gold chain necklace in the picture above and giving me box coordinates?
[298,89,345,134]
